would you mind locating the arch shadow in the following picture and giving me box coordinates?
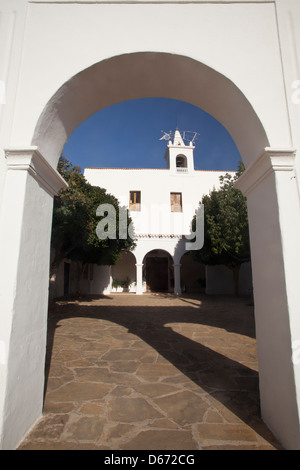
[44,293,281,448]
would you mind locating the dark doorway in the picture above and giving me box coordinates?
[146,257,168,292]
[64,262,70,295]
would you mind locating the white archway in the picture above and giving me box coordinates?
[32,52,269,170]
[1,51,300,450]
[142,249,173,293]
[111,250,137,293]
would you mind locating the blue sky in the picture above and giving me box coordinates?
[63,97,241,172]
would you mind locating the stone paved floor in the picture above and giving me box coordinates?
[18,293,283,450]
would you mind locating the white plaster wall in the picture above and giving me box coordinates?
[206,265,233,296]
[242,163,300,449]
[206,262,252,296]
[180,254,205,293]
[84,167,230,237]
[111,251,136,286]
[0,168,54,449]
[0,0,28,204]
[50,261,111,298]
[6,1,292,166]
[275,0,300,193]
[1,0,300,451]
[90,265,111,295]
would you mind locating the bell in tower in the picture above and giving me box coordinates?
[162,129,197,175]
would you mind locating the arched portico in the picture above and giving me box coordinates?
[1,45,300,451]
[133,237,182,296]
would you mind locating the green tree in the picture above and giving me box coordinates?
[50,156,135,293]
[191,162,250,296]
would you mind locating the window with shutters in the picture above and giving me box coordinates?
[170,192,182,212]
[129,191,141,211]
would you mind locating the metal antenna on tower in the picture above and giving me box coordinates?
[159,129,200,145]
[159,130,173,141]
[190,131,200,145]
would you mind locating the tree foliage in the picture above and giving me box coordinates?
[50,156,135,284]
[191,162,250,295]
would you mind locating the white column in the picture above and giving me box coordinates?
[135,263,143,295]
[173,263,181,295]
[235,148,300,450]
[0,147,67,450]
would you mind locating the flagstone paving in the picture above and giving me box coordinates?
[18,293,283,450]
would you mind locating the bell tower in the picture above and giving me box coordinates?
[163,129,196,175]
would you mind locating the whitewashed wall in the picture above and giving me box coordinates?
[0,0,300,451]
[84,168,230,237]
[206,263,252,296]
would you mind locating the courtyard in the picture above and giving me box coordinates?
[18,293,282,450]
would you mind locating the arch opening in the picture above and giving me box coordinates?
[142,249,173,293]
[176,155,187,168]
[11,50,291,450]
[32,52,269,170]
[111,250,137,292]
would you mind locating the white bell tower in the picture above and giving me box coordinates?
[163,129,196,175]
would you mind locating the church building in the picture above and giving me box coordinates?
[81,129,251,296]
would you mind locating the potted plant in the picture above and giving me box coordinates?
[121,277,131,292]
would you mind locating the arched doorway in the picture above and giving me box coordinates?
[143,249,173,293]
[1,51,300,450]
[111,251,137,293]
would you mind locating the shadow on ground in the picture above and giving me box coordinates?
[39,293,282,449]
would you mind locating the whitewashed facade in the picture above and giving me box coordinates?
[84,129,241,295]
[1,0,300,450]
